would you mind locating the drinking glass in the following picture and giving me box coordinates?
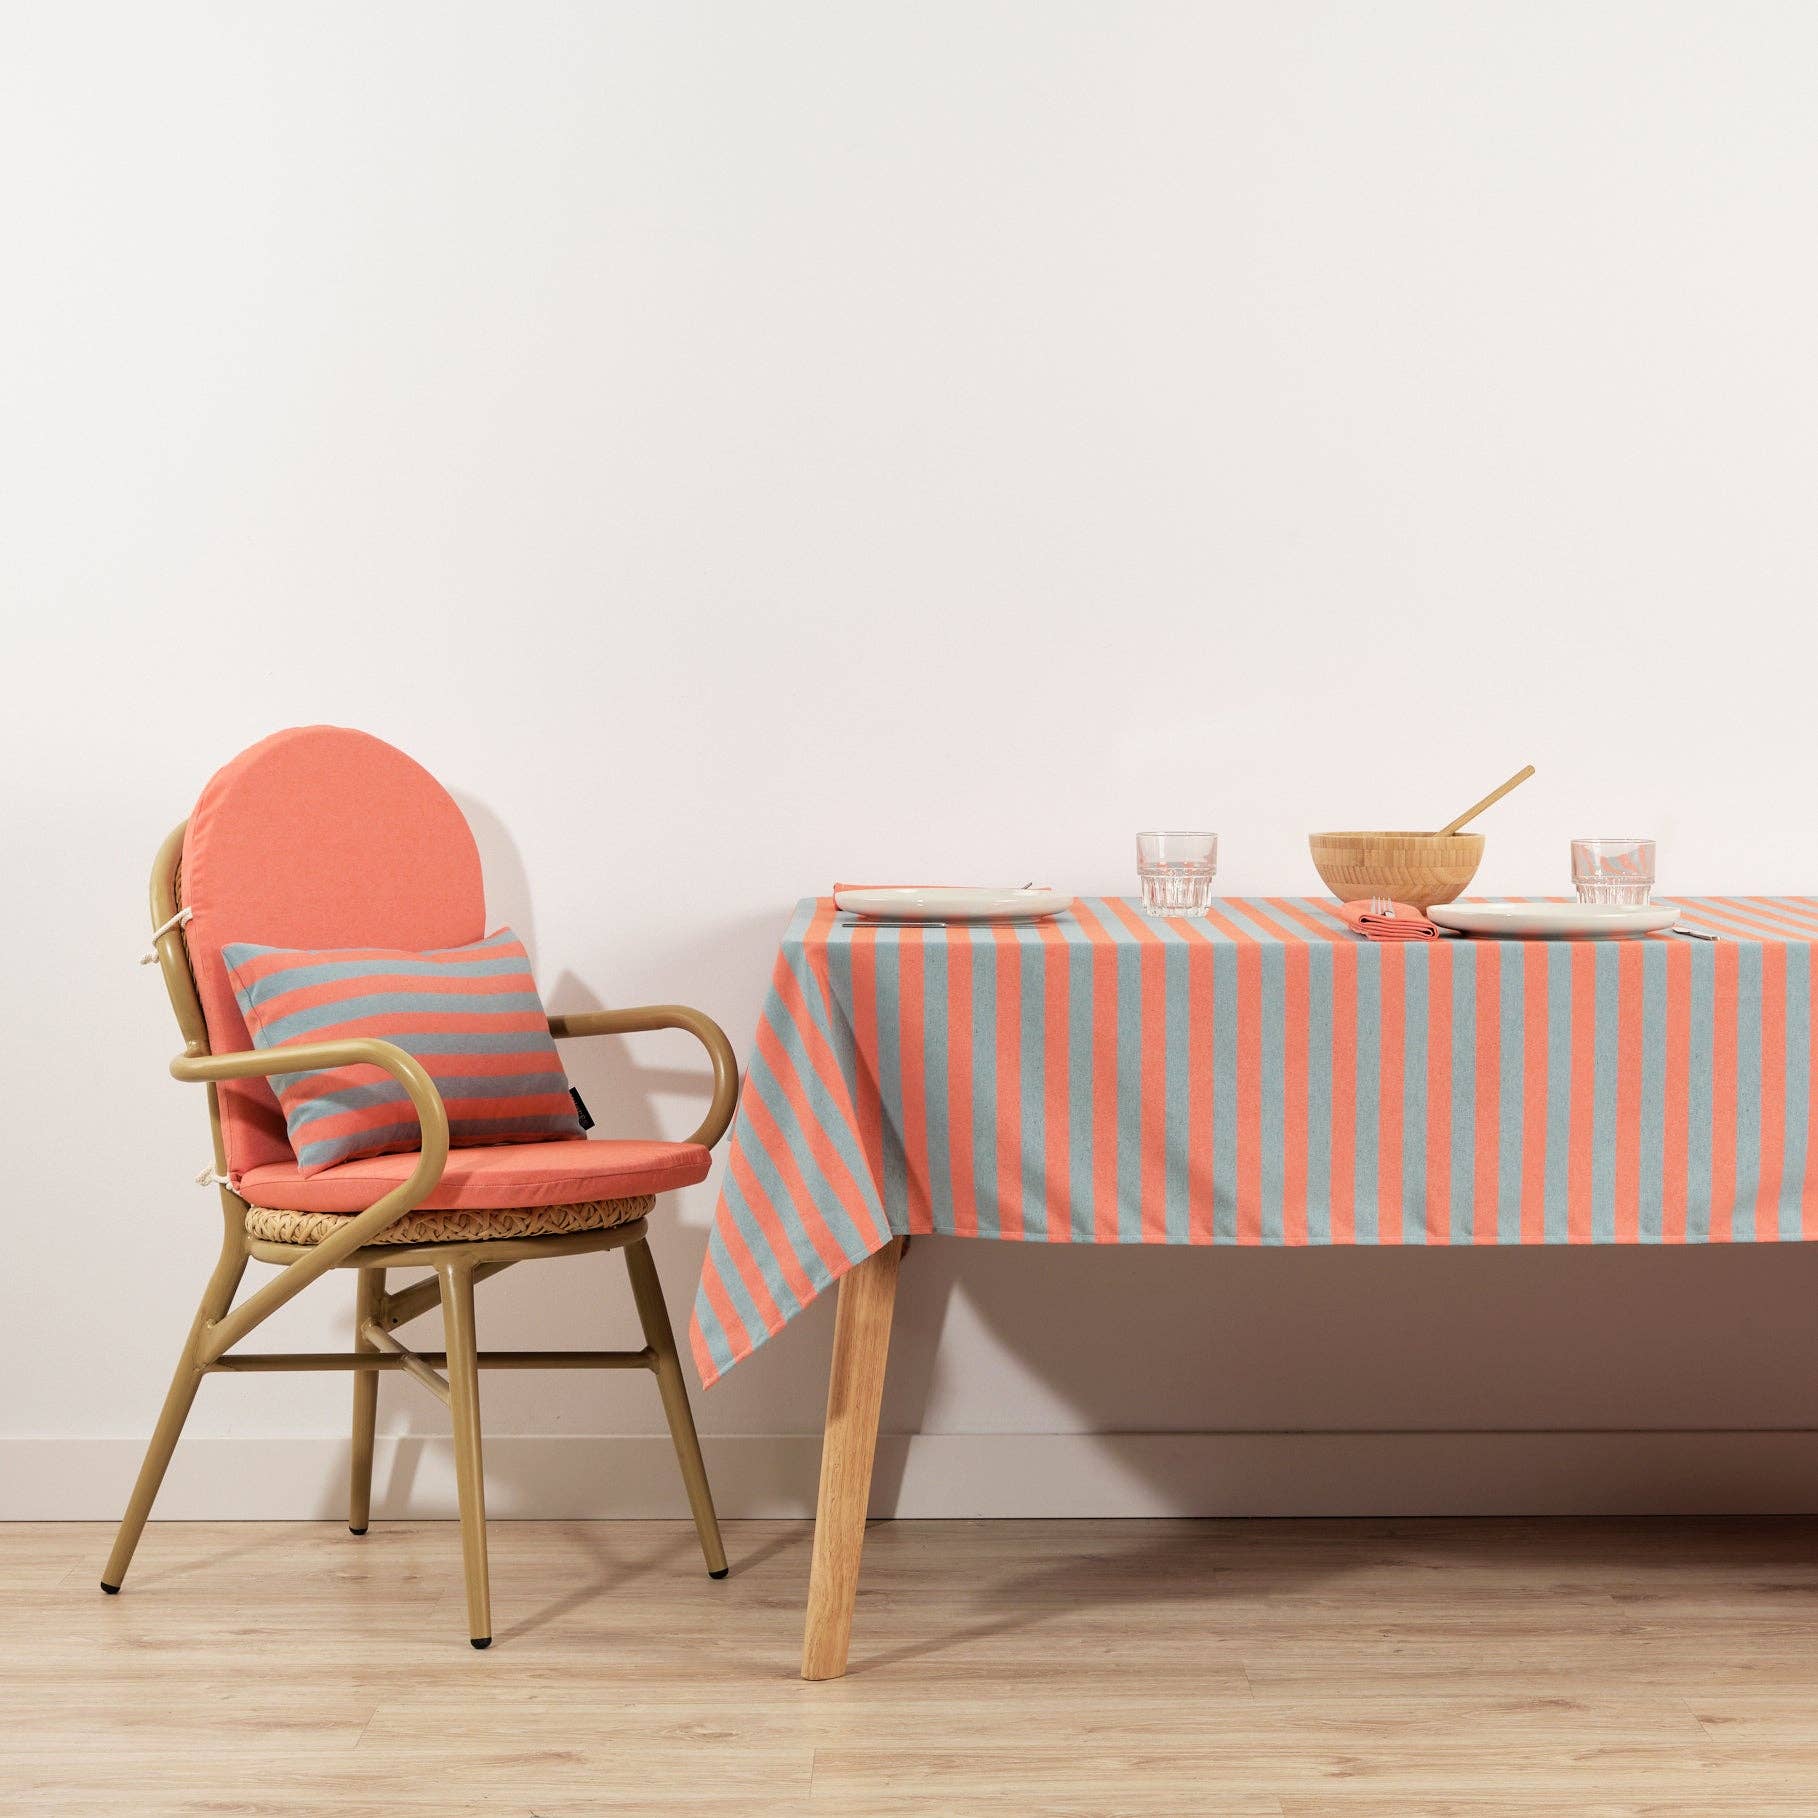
[1136,831,1218,916]
[1572,837,1656,905]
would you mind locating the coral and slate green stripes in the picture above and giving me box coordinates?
[688,896,1818,1385]
[223,927,582,1174]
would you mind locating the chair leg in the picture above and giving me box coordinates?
[348,1267,385,1534]
[623,1233,728,1579]
[436,1259,492,1648]
[102,1239,249,1594]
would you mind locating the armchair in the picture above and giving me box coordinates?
[103,730,736,1647]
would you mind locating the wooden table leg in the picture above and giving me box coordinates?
[801,1237,904,1680]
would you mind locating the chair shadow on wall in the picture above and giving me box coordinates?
[349,792,728,1555]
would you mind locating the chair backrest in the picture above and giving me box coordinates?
[166,726,485,1177]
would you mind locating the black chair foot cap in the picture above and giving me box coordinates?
[709,1567,730,1580]
[470,1637,491,1650]
[348,1526,367,1536]
[99,1582,120,1595]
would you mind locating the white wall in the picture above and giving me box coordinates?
[7,0,1818,1521]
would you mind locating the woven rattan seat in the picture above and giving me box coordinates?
[243,1195,655,1248]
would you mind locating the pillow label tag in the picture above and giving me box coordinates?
[570,1087,595,1131]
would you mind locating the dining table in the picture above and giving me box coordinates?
[688,893,1818,1679]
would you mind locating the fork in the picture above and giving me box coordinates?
[1370,896,1395,919]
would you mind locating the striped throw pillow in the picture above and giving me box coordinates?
[221,928,583,1174]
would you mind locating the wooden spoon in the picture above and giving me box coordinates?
[1437,765,1535,837]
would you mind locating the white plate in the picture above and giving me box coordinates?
[1426,902,1680,941]
[833,886,1074,924]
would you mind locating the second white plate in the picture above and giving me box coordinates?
[1427,902,1681,941]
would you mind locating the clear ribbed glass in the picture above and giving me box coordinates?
[1572,838,1656,906]
[1136,831,1218,917]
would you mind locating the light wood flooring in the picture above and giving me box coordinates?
[7,1516,1818,1815]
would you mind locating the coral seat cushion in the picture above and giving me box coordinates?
[239,1138,713,1214]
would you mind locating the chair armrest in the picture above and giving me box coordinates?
[546,1005,739,1150]
[172,1039,450,1362]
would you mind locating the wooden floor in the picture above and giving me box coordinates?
[7,1517,1818,1815]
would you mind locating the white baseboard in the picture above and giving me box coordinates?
[7,1430,1818,1521]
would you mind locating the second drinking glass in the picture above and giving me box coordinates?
[1136,831,1219,916]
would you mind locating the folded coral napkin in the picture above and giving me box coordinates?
[1336,899,1442,942]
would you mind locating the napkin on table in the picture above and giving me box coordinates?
[1336,899,1442,942]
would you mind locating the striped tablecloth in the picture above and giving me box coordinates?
[688,896,1818,1384]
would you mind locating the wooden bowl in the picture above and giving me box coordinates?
[1308,830,1484,912]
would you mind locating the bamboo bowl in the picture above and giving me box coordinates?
[1308,830,1484,912]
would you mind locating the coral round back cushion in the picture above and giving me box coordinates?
[180,727,486,1176]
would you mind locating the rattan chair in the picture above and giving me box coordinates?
[103,727,732,1646]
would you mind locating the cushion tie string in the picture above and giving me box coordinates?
[195,1166,231,1189]
[141,906,193,965]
